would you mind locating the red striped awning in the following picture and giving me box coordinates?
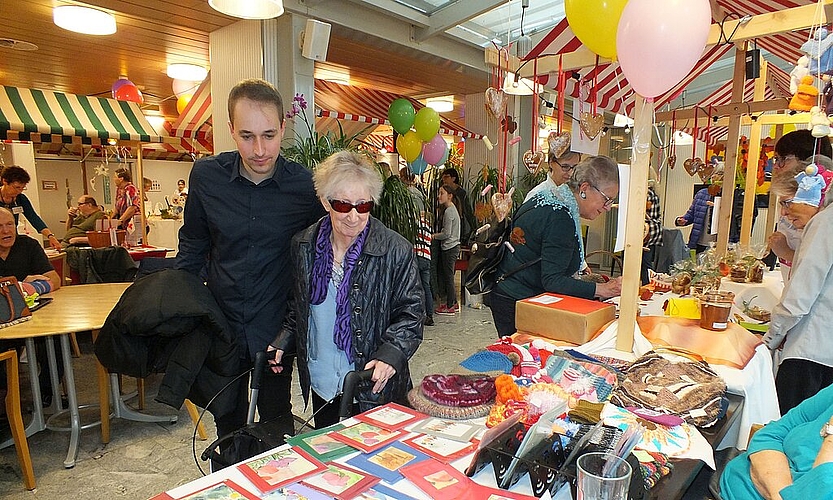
[314,80,482,139]
[169,73,212,145]
[717,0,810,65]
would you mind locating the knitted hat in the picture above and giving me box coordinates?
[459,351,514,373]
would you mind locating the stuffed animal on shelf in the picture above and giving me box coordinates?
[790,75,819,111]
[800,27,833,74]
[810,106,831,138]
[790,56,810,94]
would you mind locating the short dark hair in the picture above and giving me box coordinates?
[115,168,132,183]
[441,167,460,184]
[177,179,186,185]
[775,129,832,161]
[1,165,31,185]
[227,79,284,126]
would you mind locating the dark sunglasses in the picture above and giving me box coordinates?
[328,199,374,214]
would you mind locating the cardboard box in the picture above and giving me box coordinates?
[515,293,615,344]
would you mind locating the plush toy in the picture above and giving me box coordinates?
[790,56,810,94]
[800,27,833,74]
[810,106,831,138]
[790,75,819,111]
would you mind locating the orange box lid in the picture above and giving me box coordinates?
[520,293,613,314]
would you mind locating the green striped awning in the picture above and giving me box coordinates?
[0,85,167,143]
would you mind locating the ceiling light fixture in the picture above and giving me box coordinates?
[673,130,694,145]
[426,96,454,113]
[208,0,284,19]
[53,5,116,35]
[502,72,542,96]
[166,64,208,82]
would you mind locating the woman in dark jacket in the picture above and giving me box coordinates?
[271,151,423,428]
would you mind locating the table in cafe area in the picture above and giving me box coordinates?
[0,283,129,467]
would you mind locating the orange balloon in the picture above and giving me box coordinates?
[176,94,193,114]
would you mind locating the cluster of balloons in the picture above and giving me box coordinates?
[388,98,449,175]
[172,78,200,115]
[111,77,143,104]
[566,0,711,99]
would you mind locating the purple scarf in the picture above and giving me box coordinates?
[309,217,369,362]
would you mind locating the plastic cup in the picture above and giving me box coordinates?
[577,452,632,500]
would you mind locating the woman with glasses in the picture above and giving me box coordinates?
[524,151,582,202]
[0,165,62,250]
[489,155,622,337]
[270,151,423,428]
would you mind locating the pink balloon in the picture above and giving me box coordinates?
[421,134,447,165]
[616,0,711,99]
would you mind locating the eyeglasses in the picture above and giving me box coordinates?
[773,154,796,165]
[328,199,374,214]
[779,198,795,209]
[551,158,577,172]
[593,185,616,208]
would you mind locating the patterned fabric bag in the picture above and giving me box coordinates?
[610,350,727,427]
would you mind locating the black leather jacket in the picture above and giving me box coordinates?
[273,217,424,411]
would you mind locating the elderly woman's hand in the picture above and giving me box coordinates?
[364,359,396,394]
[594,276,622,300]
[768,231,793,261]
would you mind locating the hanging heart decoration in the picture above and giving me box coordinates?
[484,87,507,120]
[683,158,698,176]
[697,161,714,183]
[522,150,545,173]
[548,131,571,157]
[668,154,677,169]
[491,190,514,222]
[501,115,518,134]
[579,112,605,140]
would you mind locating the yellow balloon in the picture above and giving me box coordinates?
[176,94,193,114]
[565,0,628,59]
[396,131,422,163]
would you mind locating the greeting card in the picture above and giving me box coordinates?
[346,441,429,483]
[354,484,418,500]
[175,480,258,500]
[354,402,425,431]
[258,482,332,499]
[237,448,326,493]
[327,422,406,453]
[400,458,478,500]
[410,417,483,442]
[402,434,478,463]
[301,462,380,500]
[286,423,355,462]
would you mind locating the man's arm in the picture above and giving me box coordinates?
[175,171,211,274]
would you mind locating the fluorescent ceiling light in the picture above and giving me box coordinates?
[53,5,116,36]
[613,113,634,128]
[208,0,284,19]
[502,72,543,96]
[426,96,454,113]
[166,64,208,82]
[673,130,694,145]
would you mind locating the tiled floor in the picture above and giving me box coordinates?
[0,303,717,499]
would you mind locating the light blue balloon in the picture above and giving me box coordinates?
[437,145,450,166]
[409,154,428,175]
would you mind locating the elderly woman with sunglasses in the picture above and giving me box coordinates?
[270,151,424,428]
[524,151,582,202]
[490,155,622,337]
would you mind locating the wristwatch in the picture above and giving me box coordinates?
[820,422,833,438]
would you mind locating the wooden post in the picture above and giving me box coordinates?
[717,43,747,255]
[740,59,767,246]
[765,122,785,238]
[135,144,148,246]
[616,95,653,352]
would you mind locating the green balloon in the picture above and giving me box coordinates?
[388,98,415,135]
[414,107,440,141]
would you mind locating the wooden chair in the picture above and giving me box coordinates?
[1,349,35,490]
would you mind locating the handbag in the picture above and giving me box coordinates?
[0,276,32,328]
[465,213,541,296]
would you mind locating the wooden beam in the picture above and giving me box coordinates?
[740,60,767,246]
[765,121,786,240]
[717,45,747,255]
[515,1,833,76]
[617,96,653,352]
[655,99,789,123]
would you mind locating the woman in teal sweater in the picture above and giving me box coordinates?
[720,382,833,499]
[489,155,622,337]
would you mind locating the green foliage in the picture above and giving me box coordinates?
[465,164,523,224]
[282,119,369,170]
[372,170,419,244]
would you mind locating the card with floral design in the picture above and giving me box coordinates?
[402,433,478,463]
[353,402,426,431]
[400,458,477,499]
[175,480,259,499]
[257,482,331,499]
[326,421,406,453]
[300,462,379,500]
[346,440,429,483]
[237,448,326,493]
[286,423,355,462]
[410,417,483,442]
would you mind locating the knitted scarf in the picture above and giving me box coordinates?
[532,183,586,272]
[309,217,369,362]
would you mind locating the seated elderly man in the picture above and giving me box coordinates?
[62,195,105,248]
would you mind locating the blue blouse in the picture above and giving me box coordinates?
[307,279,354,401]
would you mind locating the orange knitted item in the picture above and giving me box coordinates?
[495,374,522,404]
